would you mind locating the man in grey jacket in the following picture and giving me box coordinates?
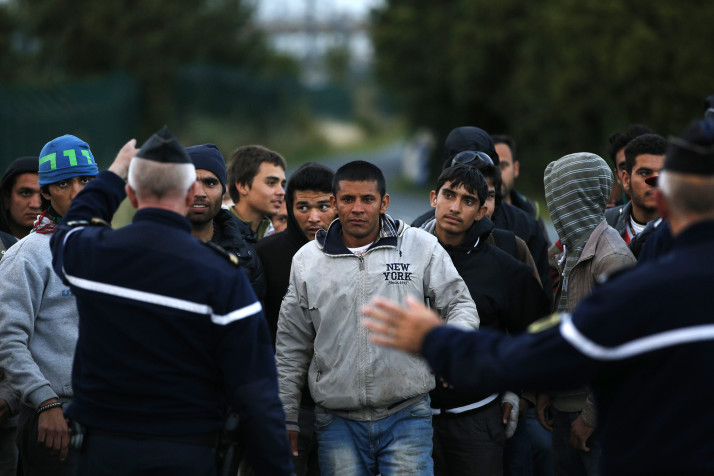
[276,160,479,476]
[0,134,98,475]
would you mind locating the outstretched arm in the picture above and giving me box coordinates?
[363,296,597,395]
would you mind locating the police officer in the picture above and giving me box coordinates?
[50,127,293,475]
[363,118,714,474]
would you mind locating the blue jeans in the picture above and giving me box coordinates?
[315,396,433,476]
[505,408,554,476]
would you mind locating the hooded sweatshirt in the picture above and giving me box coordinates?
[544,153,612,312]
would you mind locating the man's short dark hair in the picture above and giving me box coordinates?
[332,161,386,197]
[227,145,287,203]
[607,124,652,165]
[492,134,517,161]
[624,133,667,174]
[435,165,488,207]
[287,162,334,203]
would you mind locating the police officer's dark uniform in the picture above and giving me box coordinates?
[49,128,293,475]
[413,120,714,475]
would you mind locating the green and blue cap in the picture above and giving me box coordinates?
[38,135,98,186]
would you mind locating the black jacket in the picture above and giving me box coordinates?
[255,217,308,345]
[492,202,552,302]
[413,205,550,297]
[255,190,317,408]
[425,218,551,411]
[509,189,550,246]
[212,209,266,301]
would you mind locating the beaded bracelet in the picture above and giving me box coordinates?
[36,402,63,415]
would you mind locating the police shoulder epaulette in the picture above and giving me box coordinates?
[203,241,240,267]
[527,313,562,334]
[66,218,111,228]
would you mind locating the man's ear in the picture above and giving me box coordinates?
[430,190,437,209]
[621,170,631,192]
[514,161,520,179]
[330,194,337,212]
[236,180,251,197]
[125,184,138,209]
[476,205,488,221]
[380,193,390,214]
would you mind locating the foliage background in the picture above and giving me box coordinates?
[371,0,714,191]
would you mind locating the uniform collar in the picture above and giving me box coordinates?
[132,208,192,233]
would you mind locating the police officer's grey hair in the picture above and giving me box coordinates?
[128,157,196,200]
[658,170,714,215]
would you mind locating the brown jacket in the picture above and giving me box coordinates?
[552,220,635,313]
[549,220,635,418]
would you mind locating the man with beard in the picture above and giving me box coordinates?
[256,162,336,476]
[605,124,652,208]
[186,144,265,299]
[605,134,666,244]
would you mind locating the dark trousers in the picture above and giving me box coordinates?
[73,433,216,476]
[17,407,75,476]
[433,402,506,476]
[504,408,554,476]
[551,409,600,476]
[0,424,18,476]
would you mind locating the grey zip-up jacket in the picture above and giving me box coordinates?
[0,232,78,409]
[276,215,479,430]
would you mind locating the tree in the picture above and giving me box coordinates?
[372,0,714,187]
[4,0,275,129]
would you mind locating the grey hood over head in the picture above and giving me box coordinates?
[544,152,612,311]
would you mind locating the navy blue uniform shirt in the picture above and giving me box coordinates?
[51,171,292,475]
[421,220,714,475]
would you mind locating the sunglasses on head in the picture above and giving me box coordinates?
[450,150,494,168]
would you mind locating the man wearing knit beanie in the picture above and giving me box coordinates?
[0,134,98,476]
[186,144,266,300]
[0,156,41,248]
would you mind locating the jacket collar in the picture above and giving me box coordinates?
[132,208,192,233]
[316,214,401,255]
[674,219,714,248]
[421,216,493,252]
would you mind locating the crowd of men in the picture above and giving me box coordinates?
[0,104,712,475]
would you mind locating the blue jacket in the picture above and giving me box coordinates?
[420,220,714,474]
[50,171,292,475]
